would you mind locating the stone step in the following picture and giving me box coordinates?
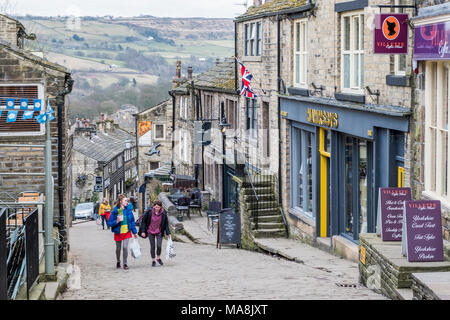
[244,201,278,210]
[241,179,274,188]
[243,194,276,202]
[247,208,280,216]
[251,221,285,230]
[241,187,273,196]
[253,228,286,238]
[250,215,283,223]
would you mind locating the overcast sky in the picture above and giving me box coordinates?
[3,0,247,18]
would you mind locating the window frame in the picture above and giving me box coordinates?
[244,21,262,57]
[293,18,308,88]
[0,83,45,136]
[341,11,365,94]
[424,61,450,205]
[153,124,165,140]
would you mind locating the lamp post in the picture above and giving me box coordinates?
[219,110,230,207]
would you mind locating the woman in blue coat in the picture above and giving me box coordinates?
[108,194,138,270]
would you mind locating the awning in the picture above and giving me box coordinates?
[144,164,171,180]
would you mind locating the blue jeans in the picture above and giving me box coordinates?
[101,215,109,229]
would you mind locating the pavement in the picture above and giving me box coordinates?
[56,211,385,300]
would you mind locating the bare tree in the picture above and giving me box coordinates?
[0,0,17,16]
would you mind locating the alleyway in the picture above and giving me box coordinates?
[59,218,385,300]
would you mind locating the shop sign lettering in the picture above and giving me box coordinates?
[306,108,339,129]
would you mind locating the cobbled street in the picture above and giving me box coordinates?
[59,220,385,300]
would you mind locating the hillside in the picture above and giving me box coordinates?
[15,15,235,120]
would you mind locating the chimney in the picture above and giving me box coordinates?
[253,0,262,7]
[187,66,193,80]
[216,58,220,65]
[175,60,181,79]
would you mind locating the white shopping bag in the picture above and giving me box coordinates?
[165,238,176,260]
[130,238,141,259]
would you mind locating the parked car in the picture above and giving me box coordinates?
[74,202,95,220]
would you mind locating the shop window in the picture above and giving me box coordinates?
[291,126,315,219]
[425,61,449,200]
[245,21,261,57]
[341,12,364,93]
[294,19,308,87]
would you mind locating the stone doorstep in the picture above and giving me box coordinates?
[412,272,450,300]
[23,263,71,300]
[332,235,359,263]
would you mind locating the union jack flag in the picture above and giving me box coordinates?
[236,58,258,98]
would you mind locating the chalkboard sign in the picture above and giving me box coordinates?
[402,200,444,262]
[217,209,241,248]
[377,187,411,241]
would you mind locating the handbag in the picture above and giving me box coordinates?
[130,238,142,259]
[165,238,176,260]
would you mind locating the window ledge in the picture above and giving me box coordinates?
[334,92,365,104]
[242,56,262,63]
[288,208,315,227]
[288,86,310,97]
[421,191,450,213]
[386,75,410,87]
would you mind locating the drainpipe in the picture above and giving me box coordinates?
[56,75,74,263]
[235,20,238,92]
[277,14,282,206]
[168,90,176,173]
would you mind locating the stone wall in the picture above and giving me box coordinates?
[0,15,19,47]
[0,48,71,221]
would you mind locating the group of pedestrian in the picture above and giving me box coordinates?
[95,195,171,270]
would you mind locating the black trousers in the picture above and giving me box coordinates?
[148,234,163,259]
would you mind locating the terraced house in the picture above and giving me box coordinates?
[235,0,419,258]
[0,14,73,262]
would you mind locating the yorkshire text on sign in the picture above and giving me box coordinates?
[306,108,339,129]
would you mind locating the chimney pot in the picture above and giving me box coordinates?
[175,60,181,79]
[216,58,220,65]
[187,66,193,79]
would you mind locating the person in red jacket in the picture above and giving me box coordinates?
[108,194,138,270]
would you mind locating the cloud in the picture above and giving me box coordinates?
[9,0,246,18]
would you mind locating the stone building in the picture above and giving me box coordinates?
[235,0,418,257]
[72,123,136,207]
[169,59,240,205]
[0,14,73,262]
[408,1,450,242]
[135,99,173,212]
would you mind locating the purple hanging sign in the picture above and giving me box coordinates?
[374,14,409,54]
[403,200,444,262]
[379,187,411,241]
[414,21,450,60]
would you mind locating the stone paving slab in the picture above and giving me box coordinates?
[60,218,385,300]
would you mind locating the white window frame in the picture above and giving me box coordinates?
[394,0,407,76]
[245,21,262,57]
[179,96,183,118]
[0,83,45,136]
[294,19,308,88]
[341,12,364,94]
[424,61,450,205]
[153,124,165,140]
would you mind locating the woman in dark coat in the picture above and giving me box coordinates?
[139,200,171,267]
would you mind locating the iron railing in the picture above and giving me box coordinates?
[243,165,289,238]
[1,206,40,300]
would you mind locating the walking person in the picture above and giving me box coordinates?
[139,200,171,267]
[93,201,100,221]
[99,199,111,230]
[108,194,138,270]
[129,196,137,213]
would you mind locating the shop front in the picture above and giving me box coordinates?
[281,95,410,243]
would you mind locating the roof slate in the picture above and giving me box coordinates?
[73,129,135,163]
[237,0,308,20]
[177,57,236,93]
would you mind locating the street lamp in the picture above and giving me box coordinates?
[219,111,230,206]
